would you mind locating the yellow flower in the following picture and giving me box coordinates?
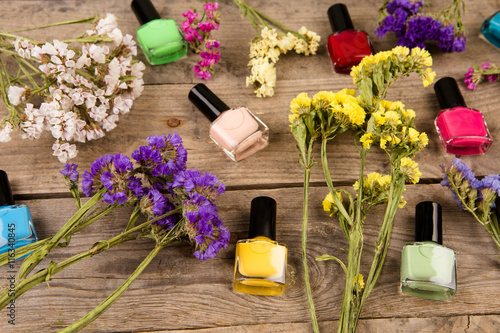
[360,133,374,149]
[411,47,432,67]
[419,132,429,147]
[354,274,365,290]
[402,108,415,120]
[366,172,382,188]
[400,157,422,184]
[421,68,436,87]
[373,111,385,126]
[407,127,420,143]
[398,199,407,208]
[392,46,410,58]
[289,113,299,125]
[378,175,391,187]
[290,93,311,113]
[384,110,402,126]
[323,191,343,216]
[312,90,336,108]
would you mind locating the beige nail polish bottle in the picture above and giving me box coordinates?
[188,84,269,161]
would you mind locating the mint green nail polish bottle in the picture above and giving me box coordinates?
[131,0,187,65]
[400,201,457,300]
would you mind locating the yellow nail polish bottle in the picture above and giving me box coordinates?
[233,196,287,296]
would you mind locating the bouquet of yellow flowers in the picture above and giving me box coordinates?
[290,46,434,332]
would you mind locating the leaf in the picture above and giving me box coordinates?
[358,78,373,105]
[291,121,307,156]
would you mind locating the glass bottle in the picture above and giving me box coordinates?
[400,201,457,301]
[326,3,373,74]
[481,11,500,48]
[233,196,287,296]
[188,83,269,162]
[0,170,38,258]
[434,77,493,155]
[131,0,188,65]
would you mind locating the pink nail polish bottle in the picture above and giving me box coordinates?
[327,3,373,74]
[434,77,493,155]
[188,84,269,161]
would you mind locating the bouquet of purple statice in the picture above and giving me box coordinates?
[0,133,230,332]
[0,14,145,163]
[441,158,500,252]
[375,0,466,52]
[464,61,500,90]
[181,2,221,80]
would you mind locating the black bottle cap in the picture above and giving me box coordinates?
[0,170,15,206]
[434,77,467,110]
[131,0,161,26]
[327,3,354,33]
[415,201,442,244]
[248,196,277,240]
[188,84,230,122]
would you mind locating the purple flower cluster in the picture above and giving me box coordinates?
[375,0,466,52]
[464,62,499,91]
[441,158,500,209]
[181,2,221,80]
[171,170,229,260]
[62,133,229,260]
[60,163,79,182]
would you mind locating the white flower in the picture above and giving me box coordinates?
[52,141,78,163]
[107,28,123,46]
[112,96,133,114]
[7,86,28,106]
[0,122,13,143]
[87,44,108,63]
[20,103,45,140]
[14,38,34,59]
[102,114,119,131]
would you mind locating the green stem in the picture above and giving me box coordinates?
[301,140,319,333]
[0,208,181,308]
[17,188,106,279]
[58,222,181,333]
[9,16,98,33]
[321,138,353,225]
[0,238,49,265]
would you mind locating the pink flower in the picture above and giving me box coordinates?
[464,67,476,90]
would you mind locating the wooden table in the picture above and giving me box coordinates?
[1,0,500,332]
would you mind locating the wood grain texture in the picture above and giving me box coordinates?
[1,185,500,332]
[1,0,500,332]
[0,0,500,195]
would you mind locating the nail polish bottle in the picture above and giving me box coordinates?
[188,84,269,162]
[434,77,493,155]
[481,11,500,48]
[327,3,373,74]
[233,196,287,296]
[131,0,188,65]
[400,201,456,301]
[0,170,38,258]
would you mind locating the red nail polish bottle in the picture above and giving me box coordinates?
[327,3,373,74]
[434,77,493,155]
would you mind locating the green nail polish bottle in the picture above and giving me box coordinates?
[131,0,187,65]
[400,201,457,300]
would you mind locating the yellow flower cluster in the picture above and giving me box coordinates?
[360,100,428,152]
[400,156,422,184]
[289,89,366,130]
[350,46,436,88]
[353,172,391,193]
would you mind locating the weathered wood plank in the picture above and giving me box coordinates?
[1,0,500,195]
[0,184,499,332]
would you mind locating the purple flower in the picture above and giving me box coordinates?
[81,153,133,205]
[60,163,79,182]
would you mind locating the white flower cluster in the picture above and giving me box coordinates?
[1,14,145,163]
[246,26,321,98]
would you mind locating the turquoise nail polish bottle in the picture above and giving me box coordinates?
[481,11,500,48]
[131,0,188,65]
[400,201,457,300]
[0,170,38,258]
